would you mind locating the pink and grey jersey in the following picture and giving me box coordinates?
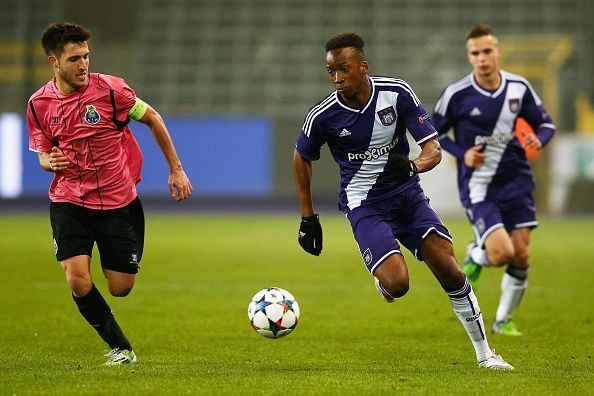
[27,73,143,210]
[296,76,437,213]
[431,70,555,208]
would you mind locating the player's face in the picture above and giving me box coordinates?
[326,48,369,101]
[50,41,90,93]
[466,35,500,79]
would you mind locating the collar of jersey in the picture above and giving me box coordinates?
[334,77,375,113]
[470,71,506,99]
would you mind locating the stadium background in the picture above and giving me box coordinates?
[0,0,593,214]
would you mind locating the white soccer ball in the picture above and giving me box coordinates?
[247,287,300,339]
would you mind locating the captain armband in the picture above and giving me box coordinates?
[128,97,149,121]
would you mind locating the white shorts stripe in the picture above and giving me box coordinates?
[370,249,401,274]
[473,223,504,248]
[515,221,538,229]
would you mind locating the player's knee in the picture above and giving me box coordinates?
[108,286,133,297]
[105,272,136,297]
[107,283,134,297]
[382,278,409,298]
[513,249,530,267]
[489,246,514,267]
[440,265,466,291]
[67,274,92,296]
[106,279,135,297]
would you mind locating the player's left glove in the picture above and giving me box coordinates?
[385,154,418,184]
[298,214,323,256]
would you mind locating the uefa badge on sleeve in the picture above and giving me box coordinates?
[418,113,430,124]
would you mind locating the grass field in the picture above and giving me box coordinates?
[0,212,592,395]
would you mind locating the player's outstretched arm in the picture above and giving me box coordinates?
[138,105,193,201]
[292,150,322,256]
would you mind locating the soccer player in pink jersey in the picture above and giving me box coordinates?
[27,22,193,365]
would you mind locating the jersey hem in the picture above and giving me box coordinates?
[49,193,138,211]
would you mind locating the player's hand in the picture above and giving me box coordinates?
[385,154,418,184]
[298,214,323,256]
[169,167,193,201]
[48,146,70,172]
[464,145,486,168]
[522,133,542,150]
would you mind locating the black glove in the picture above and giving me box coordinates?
[298,214,323,256]
[385,154,418,184]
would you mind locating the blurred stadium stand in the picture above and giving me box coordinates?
[0,0,593,213]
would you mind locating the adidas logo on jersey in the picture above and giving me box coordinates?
[470,107,482,116]
[339,128,351,137]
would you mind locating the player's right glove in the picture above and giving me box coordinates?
[298,214,323,256]
[385,154,418,184]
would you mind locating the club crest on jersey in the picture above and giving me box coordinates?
[363,248,373,265]
[84,105,101,124]
[377,106,396,126]
[476,218,486,234]
[508,98,520,113]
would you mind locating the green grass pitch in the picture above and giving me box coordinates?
[0,213,592,394]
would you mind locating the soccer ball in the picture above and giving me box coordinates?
[247,287,300,339]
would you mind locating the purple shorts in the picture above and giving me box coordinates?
[346,184,452,274]
[466,194,538,248]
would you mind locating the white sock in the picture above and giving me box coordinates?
[495,266,529,322]
[469,245,491,267]
[447,278,492,362]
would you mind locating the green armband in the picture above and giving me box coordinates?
[128,97,148,121]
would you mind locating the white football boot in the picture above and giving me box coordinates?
[103,348,138,365]
[478,350,514,370]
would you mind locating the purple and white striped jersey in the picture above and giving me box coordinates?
[296,76,437,213]
[431,70,555,208]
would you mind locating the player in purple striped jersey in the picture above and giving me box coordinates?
[431,25,555,336]
[293,32,512,369]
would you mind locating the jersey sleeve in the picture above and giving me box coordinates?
[396,84,437,144]
[295,113,328,161]
[432,89,465,160]
[431,88,453,136]
[100,74,138,121]
[27,100,53,153]
[519,82,555,147]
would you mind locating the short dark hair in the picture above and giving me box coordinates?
[325,32,365,56]
[466,24,496,40]
[41,22,91,57]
